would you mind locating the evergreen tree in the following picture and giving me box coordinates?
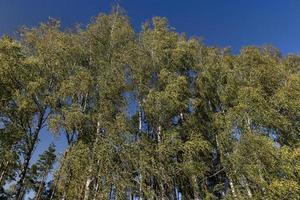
[29,144,56,200]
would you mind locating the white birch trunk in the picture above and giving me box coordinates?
[138,100,143,200]
[240,175,252,198]
[160,182,166,200]
[84,120,101,200]
[157,125,162,143]
[0,170,5,184]
[192,175,200,200]
[92,165,100,200]
[92,182,99,200]
[139,173,143,200]
[157,125,166,200]
[180,112,184,121]
[228,176,237,199]
[84,175,93,200]
[216,135,238,199]
[56,145,72,200]
[258,167,266,195]
[138,101,142,132]
[0,161,8,184]
[83,150,94,200]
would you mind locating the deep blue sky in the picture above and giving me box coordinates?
[1,0,300,54]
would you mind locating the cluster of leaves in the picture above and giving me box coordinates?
[0,7,299,200]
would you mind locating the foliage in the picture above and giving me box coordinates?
[0,7,299,200]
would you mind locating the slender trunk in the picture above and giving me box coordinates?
[157,125,162,143]
[84,22,93,200]
[173,177,179,200]
[0,171,4,184]
[0,161,9,185]
[228,176,237,199]
[245,180,252,198]
[109,184,114,200]
[35,169,49,200]
[246,116,251,132]
[180,112,184,122]
[83,149,95,200]
[239,175,252,198]
[244,117,253,197]
[61,193,66,200]
[61,179,66,199]
[0,161,8,184]
[92,179,99,200]
[16,154,31,200]
[160,182,166,200]
[172,113,183,200]
[139,172,143,200]
[215,135,238,199]
[92,160,101,200]
[192,175,200,200]
[150,176,155,200]
[84,121,101,200]
[49,175,59,200]
[16,111,44,200]
[138,101,142,133]
[137,100,143,200]
[51,154,76,200]
[96,121,101,137]
[35,184,44,200]
[84,173,93,200]
[18,190,26,200]
[59,142,75,200]
[258,167,266,195]
[157,125,166,200]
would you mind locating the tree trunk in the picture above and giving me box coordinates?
[157,124,166,199]
[51,146,71,200]
[157,125,162,143]
[0,171,4,184]
[109,184,114,200]
[173,177,179,200]
[61,192,66,200]
[228,176,237,199]
[137,100,143,200]
[84,120,101,200]
[160,182,167,200]
[49,177,58,200]
[35,183,44,200]
[258,167,266,195]
[0,161,9,184]
[84,174,93,200]
[16,154,31,200]
[215,134,239,199]
[83,148,95,200]
[92,179,99,200]
[138,101,142,133]
[16,111,44,200]
[138,172,143,200]
[192,175,200,200]
[239,175,252,198]
[35,169,49,200]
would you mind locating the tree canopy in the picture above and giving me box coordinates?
[0,8,299,200]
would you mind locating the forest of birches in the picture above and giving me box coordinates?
[0,7,300,200]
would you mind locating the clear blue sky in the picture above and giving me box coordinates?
[1,0,299,198]
[1,0,300,54]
